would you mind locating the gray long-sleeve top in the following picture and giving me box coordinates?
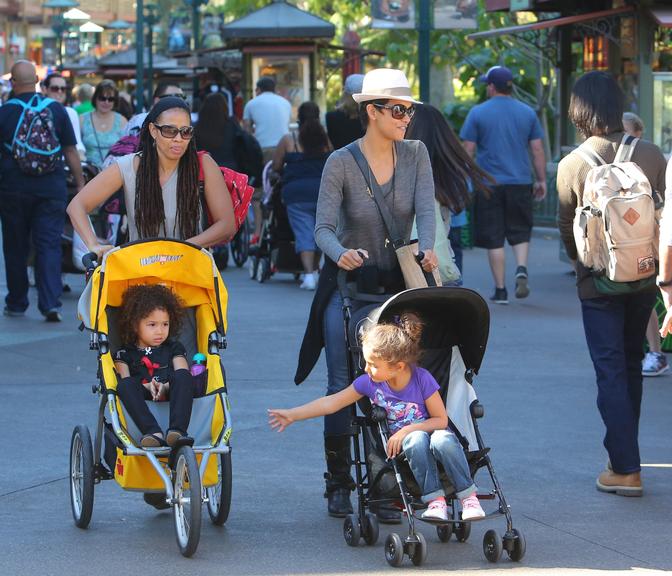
[315,139,436,272]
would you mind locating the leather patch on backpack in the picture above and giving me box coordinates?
[623,208,640,226]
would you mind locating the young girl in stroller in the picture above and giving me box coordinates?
[114,284,195,448]
[268,311,485,522]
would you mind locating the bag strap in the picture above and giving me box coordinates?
[345,142,405,250]
[615,133,638,163]
[574,143,606,168]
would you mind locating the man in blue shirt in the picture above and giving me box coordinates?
[460,65,546,304]
[0,60,84,322]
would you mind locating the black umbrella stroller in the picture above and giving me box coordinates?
[338,276,526,566]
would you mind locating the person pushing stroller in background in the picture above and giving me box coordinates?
[269,311,485,522]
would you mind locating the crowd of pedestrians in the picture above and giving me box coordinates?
[1,57,671,513]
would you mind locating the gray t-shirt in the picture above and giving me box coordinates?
[116,153,198,242]
[315,139,435,271]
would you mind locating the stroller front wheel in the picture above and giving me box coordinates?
[437,522,453,542]
[206,451,232,526]
[362,512,379,546]
[384,533,404,567]
[173,445,202,557]
[69,425,95,529]
[409,532,428,567]
[483,529,503,563]
[454,519,471,542]
[343,513,361,547]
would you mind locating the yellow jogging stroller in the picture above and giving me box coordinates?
[70,239,232,557]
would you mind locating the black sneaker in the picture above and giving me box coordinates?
[44,309,62,322]
[490,287,509,305]
[515,266,529,299]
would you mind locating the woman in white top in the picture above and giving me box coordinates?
[67,97,236,257]
[42,73,85,158]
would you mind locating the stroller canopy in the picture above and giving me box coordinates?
[367,287,489,374]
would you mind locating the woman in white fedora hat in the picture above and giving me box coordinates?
[291,68,437,520]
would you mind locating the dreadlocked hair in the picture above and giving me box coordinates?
[135,121,200,240]
[361,312,424,365]
[118,284,185,347]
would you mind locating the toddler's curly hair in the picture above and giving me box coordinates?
[361,311,424,365]
[118,284,185,346]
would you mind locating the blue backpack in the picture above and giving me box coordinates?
[5,95,62,176]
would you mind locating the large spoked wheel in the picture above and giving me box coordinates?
[454,520,471,542]
[506,528,526,562]
[384,533,404,567]
[410,532,428,567]
[206,451,232,526]
[70,425,95,529]
[362,512,379,546]
[343,514,361,547]
[483,529,503,563]
[173,446,202,557]
[231,221,250,267]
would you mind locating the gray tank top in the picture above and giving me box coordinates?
[116,153,187,242]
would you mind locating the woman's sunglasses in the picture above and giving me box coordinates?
[372,103,416,120]
[153,123,194,140]
[98,96,116,103]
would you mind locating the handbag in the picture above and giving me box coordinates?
[345,142,441,289]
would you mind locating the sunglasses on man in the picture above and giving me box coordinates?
[48,85,67,93]
[372,103,416,120]
[153,123,194,139]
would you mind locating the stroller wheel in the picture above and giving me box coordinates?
[69,425,95,529]
[256,258,270,283]
[437,522,453,542]
[505,528,526,562]
[384,533,404,567]
[362,512,379,546]
[172,446,202,557]
[409,532,428,567]
[248,256,259,280]
[483,529,503,563]
[231,222,249,267]
[206,451,233,526]
[343,513,361,547]
[213,246,229,270]
[454,520,471,542]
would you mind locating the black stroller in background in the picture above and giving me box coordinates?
[248,177,303,283]
[338,275,526,567]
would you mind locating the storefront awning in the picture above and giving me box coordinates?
[649,8,672,28]
[467,6,634,40]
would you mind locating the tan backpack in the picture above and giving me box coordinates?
[572,135,659,283]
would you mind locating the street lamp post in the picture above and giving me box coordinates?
[145,3,159,102]
[135,0,144,112]
[418,0,431,103]
[184,0,208,108]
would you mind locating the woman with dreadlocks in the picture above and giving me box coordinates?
[67,96,235,258]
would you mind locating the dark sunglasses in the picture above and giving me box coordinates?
[98,96,116,103]
[372,103,416,120]
[48,85,67,93]
[153,123,194,139]
[158,93,186,100]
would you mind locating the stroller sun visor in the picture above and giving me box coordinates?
[78,239,228,333]
[367,287,489,374]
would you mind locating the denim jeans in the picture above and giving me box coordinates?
[322,290,367,436]
[0,194,65,314]
[581,291,656,474]
[402,430,476,502]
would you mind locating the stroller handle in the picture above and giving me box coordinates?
[82,252,99,273]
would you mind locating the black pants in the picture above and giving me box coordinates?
[117,369,194,436]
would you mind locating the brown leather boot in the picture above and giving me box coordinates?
[596,470,642,497]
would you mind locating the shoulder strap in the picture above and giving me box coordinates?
[574,142,606,168]
[345,141,405,250]
[615,133,638,163]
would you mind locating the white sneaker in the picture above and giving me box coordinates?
[421,498,448,521]
[300,272,317,290]
[642,352,669,377]
[460,493,485,521]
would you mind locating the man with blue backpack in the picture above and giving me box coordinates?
[0,60,84,322]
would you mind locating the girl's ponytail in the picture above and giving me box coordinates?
[361,311,424,365]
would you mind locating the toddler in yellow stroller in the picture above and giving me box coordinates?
[70,239,232,557]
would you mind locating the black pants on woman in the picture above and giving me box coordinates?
[117,369,194,435]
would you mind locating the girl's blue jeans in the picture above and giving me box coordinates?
[402,430,476,502]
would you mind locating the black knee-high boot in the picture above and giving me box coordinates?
[324,435,354,517]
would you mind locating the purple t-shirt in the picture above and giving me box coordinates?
[353,366,440,433]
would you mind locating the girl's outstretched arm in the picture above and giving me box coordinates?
[268,385,362,432]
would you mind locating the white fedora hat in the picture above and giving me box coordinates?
[352,68,421,104]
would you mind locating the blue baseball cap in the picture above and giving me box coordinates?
[479,66,513,91]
